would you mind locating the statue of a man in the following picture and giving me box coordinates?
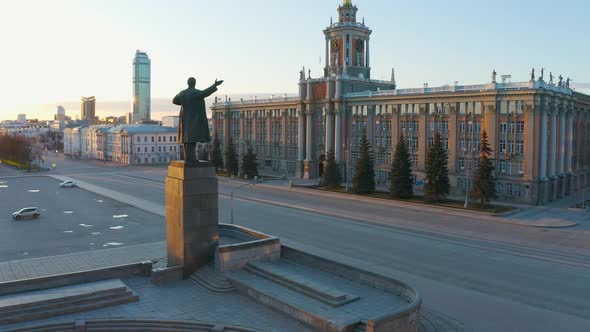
[531,67,535,81]
[173,77,224,162]
[559,75,563,87]
[492,69,497,83]
[549,72,554,85]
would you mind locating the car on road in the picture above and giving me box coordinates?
[59,181,77,188]
[12,207,40,220]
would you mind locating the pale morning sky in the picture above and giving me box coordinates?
[0,0,588,121]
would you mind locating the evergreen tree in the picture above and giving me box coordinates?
[471,130,497,208]
[224,137,239,176]
[390,135,414,199]
[210,135,223,170]
[424,132,450,202]
[352,130,376,194]
[241,147,259,179]
[321,149,341,188]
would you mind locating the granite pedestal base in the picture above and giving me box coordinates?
[166,160,218,278]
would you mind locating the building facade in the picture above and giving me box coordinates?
[162,116,179,128]
[133,50,151,122]
[211,1,590,204]
[64,124,180,164]
[55,106,66,122]
[81,96,96,122]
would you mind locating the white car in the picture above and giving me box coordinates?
[59,181,77,188]
[12,207,40,220]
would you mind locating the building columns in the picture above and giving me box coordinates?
[365,38,370,68]
[325,37,329,70]
[567,109,574,174]
[559,106,566,176]
[297,110,305,161]
[549,108,557,178]
[540,106,548,180]
[334,109,342,162]
[325,107,335,153]
[305,111,313,161]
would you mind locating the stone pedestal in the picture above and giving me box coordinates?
[166,161,218,277]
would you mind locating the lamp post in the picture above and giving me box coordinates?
[230,176,257,224]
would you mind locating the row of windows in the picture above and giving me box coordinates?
[499,141,524,154]
[136,146,178,153]
[498,159,524,175]
[457,178,523,198]
[137,156,176,164]
[500,121,525,134]
[136,135,177,143]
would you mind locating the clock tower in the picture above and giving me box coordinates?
[323,0,372,79]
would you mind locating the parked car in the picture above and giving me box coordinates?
[12,207,40,220]
[59,181,77,188]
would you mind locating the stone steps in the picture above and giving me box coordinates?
[0,279,138,325]
[244,261,359,306]
[352,320,368,332]
[189,265,237,295]
[227,266,362,332]
[5,319,262,332]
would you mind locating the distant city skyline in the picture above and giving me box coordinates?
[1,0,589,121]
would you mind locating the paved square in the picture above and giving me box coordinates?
[0,176,165,262]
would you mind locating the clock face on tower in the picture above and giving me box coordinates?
[331,39,340,51]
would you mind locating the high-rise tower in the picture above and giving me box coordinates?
[133,50,151,122]
[323,0,372,79]
[81,96,96,122]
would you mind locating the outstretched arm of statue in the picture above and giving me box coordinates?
[173,92,183,106]
[200,79,223,99]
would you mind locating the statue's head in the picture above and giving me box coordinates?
[187,77,196,88]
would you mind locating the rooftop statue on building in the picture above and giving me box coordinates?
[173,76,223,162]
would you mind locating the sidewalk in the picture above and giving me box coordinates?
[227,177,578,228]
[0,242,166,283]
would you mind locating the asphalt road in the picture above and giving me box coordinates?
[3,154,590,331]
[0,174,164,261]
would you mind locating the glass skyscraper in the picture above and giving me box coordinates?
[133,50,151,122]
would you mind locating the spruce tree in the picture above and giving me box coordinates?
[224,137,239,176]
[471,130,497,208]
[321,149,341,188]
[424,132,450,202]
[352,130,376,194]
[241,147,259,179]
[210,135,224,170]
[390,135,414,199]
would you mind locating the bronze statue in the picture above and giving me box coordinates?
[173,77,223,162]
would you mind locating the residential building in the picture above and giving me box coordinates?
[17,114,26,122]
[211,0,590,204]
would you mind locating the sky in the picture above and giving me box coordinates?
[0,0,589,121]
